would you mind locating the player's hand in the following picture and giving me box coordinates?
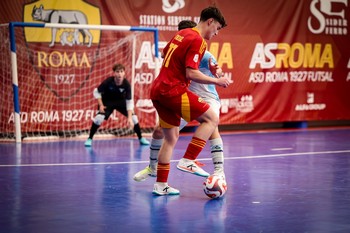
[216,76,233,88]
[209,57,224,78]
[99,105,106,113]
[215,66,224,78]
[208,57,219,76]
[127,118,134,129]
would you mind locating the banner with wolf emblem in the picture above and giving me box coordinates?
[23,1,101,101]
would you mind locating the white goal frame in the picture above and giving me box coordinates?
[8,22,160,143]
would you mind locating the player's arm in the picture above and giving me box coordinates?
[126,99,134,127]
[125,82,134,128]
[186,68,230,87]
[185,39,230,87]
[93,88,105,113]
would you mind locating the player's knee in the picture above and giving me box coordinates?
[152,126,164,139]
[164,130,179,146]
[211,114,219,126]
[203,112,219,127]
[93,114,105,125]
[198,108,218,125]
[207,108,219,125]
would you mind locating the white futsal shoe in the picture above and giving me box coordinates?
[152,182,180,196]
[177,158,210,177]
[133,166,157,182]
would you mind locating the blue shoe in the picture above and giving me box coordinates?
[139,137,150,145]
[84,138,92,147]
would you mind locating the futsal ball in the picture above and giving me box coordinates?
[203,175,227,198]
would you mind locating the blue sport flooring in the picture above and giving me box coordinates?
[1,128,350,233]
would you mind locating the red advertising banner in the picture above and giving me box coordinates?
[0,0,349,136]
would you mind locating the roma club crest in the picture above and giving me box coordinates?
[23,0,101,101]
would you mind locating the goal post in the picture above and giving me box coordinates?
[2,22,160,143]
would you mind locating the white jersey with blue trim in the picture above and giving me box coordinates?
[188,51,220,103]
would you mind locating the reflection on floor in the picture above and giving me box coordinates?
[1,128,350,233]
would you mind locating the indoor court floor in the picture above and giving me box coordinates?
[1,127,350,233]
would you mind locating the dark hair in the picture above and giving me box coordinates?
[112,63,125,72]
[200,6,227,28]
[178,20,197,31]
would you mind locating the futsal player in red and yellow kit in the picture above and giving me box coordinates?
[150,6,230,195]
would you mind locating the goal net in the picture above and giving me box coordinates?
[0,23,159,142]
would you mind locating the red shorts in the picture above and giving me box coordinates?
[152,90,210,128]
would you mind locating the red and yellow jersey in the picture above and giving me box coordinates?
[151,28,206,98]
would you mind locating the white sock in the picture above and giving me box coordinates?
[149,138,163,170]
[209,137,224,172]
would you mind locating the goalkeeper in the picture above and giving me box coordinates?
[84,63,150,147]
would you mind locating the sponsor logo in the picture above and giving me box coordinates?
[139,0,199,31]
[295,92,326,111]
[23,0,101,100]
[249,43,334,69]
[308,0,348,35]
[249,42,335,84]
[136,99,156,113]
[221,95,254,113]
[162,0,185,13]
[198,97,205,103]
[307,92,314,104]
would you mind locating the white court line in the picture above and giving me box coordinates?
[1,149,349,168]
[270,148,293,151]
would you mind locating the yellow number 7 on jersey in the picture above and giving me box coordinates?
[163,43,178,68]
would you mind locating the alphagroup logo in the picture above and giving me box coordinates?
[295,92,326,111]
[308,0,348,35]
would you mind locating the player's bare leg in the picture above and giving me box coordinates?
[177,107,218,177]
